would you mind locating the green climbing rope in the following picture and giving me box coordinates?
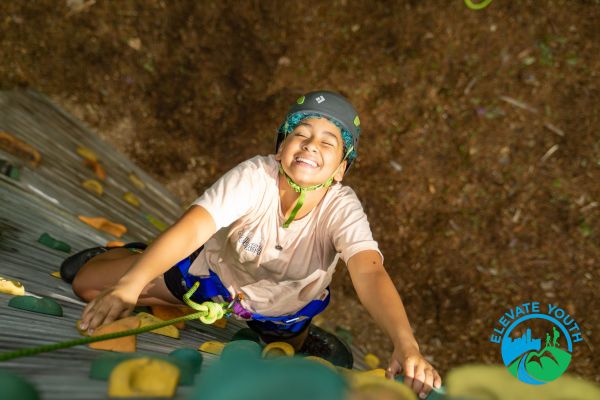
[0,282,228,362]
[464,0,493,10]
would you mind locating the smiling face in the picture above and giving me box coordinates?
[276,117,347,187]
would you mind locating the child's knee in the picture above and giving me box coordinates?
[72,271,98,301]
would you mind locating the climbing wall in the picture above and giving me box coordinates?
[0,90,252,399]
[0,90,375,399]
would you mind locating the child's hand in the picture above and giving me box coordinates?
[385,344,442,399]
[79,286,136,334]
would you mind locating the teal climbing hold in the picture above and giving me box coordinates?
[0,159,20,181]
[0,370,40,400]
[395,375,447,400]
[37,233,71,252]
[169,348,203,374]
[231,328,261,343]
[220,340,262,363]
[8,296,63,317]
[191,356,348,400]
[89,353,132,380]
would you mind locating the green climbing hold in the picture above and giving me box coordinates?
[396,375,446,400]
[353,115,360,127]
[8,296,63,317]
[89,353,132,380]
[297,95,305,105]
[146,214,168,232]
[0,370,40,400]
[169,348,203,374]
[37,233,71,253]
[0,159,20,181]
[192,356,348,400]
[231,328,261,343]
[220,340,262,363]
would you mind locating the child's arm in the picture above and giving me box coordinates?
[80,205,216,332]
[347,249,442,399]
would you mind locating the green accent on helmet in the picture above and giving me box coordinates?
[296,96,305,105]
[354,115,360,127]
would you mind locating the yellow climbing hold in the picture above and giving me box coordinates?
[354,115,360,127]
[76,146,98,162]
[108,357,180,398]
[82,179,103,195]
[129,172,145,190]
[304,356,336,371]
[123,192,141,207]
[78,216,127,238]
[262,342,295,359]
[136,312,180,339]
[346,369,416,400]
[51,271,61,279]
[146,214,168,232]
[362,368,386,378]
[364,353,380,369]
[198,341,225,355]
[76,320,89,336]
[446,364,600,400]
[0,276,25,296]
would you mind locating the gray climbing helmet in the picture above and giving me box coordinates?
[276,90,361,171]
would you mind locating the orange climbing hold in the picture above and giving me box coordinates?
[88,316,140,352]
[0,130,42,167]
[150,306,189,329]
[105,241,126,248]
[84,159,106,181]
[213,317,227,329]
[78,216,127,237]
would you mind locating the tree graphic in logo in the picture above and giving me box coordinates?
[501,316,572,385]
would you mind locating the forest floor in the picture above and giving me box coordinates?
[1,0,598,382]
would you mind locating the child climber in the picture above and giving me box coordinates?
[62,90,442,398]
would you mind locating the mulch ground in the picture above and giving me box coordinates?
[1,0,598,382]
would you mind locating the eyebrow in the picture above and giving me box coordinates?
[297,122,340,144]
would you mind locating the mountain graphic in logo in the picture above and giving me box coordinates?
[502,327,571,385]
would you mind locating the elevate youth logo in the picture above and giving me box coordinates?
[490,302,584,385]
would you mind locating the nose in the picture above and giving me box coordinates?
[302,137,318,152]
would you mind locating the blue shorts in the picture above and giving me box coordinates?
[160,245,330,339]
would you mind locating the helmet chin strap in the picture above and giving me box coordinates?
[279,146,353,228]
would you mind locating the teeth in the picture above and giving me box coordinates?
[296,157,317,167]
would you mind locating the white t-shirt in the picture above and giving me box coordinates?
[189,155,381,316]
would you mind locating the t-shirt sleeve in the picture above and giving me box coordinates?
[327,189,383,264]
[190,158,263,230]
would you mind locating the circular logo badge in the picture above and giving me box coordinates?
[500,314,572,384]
